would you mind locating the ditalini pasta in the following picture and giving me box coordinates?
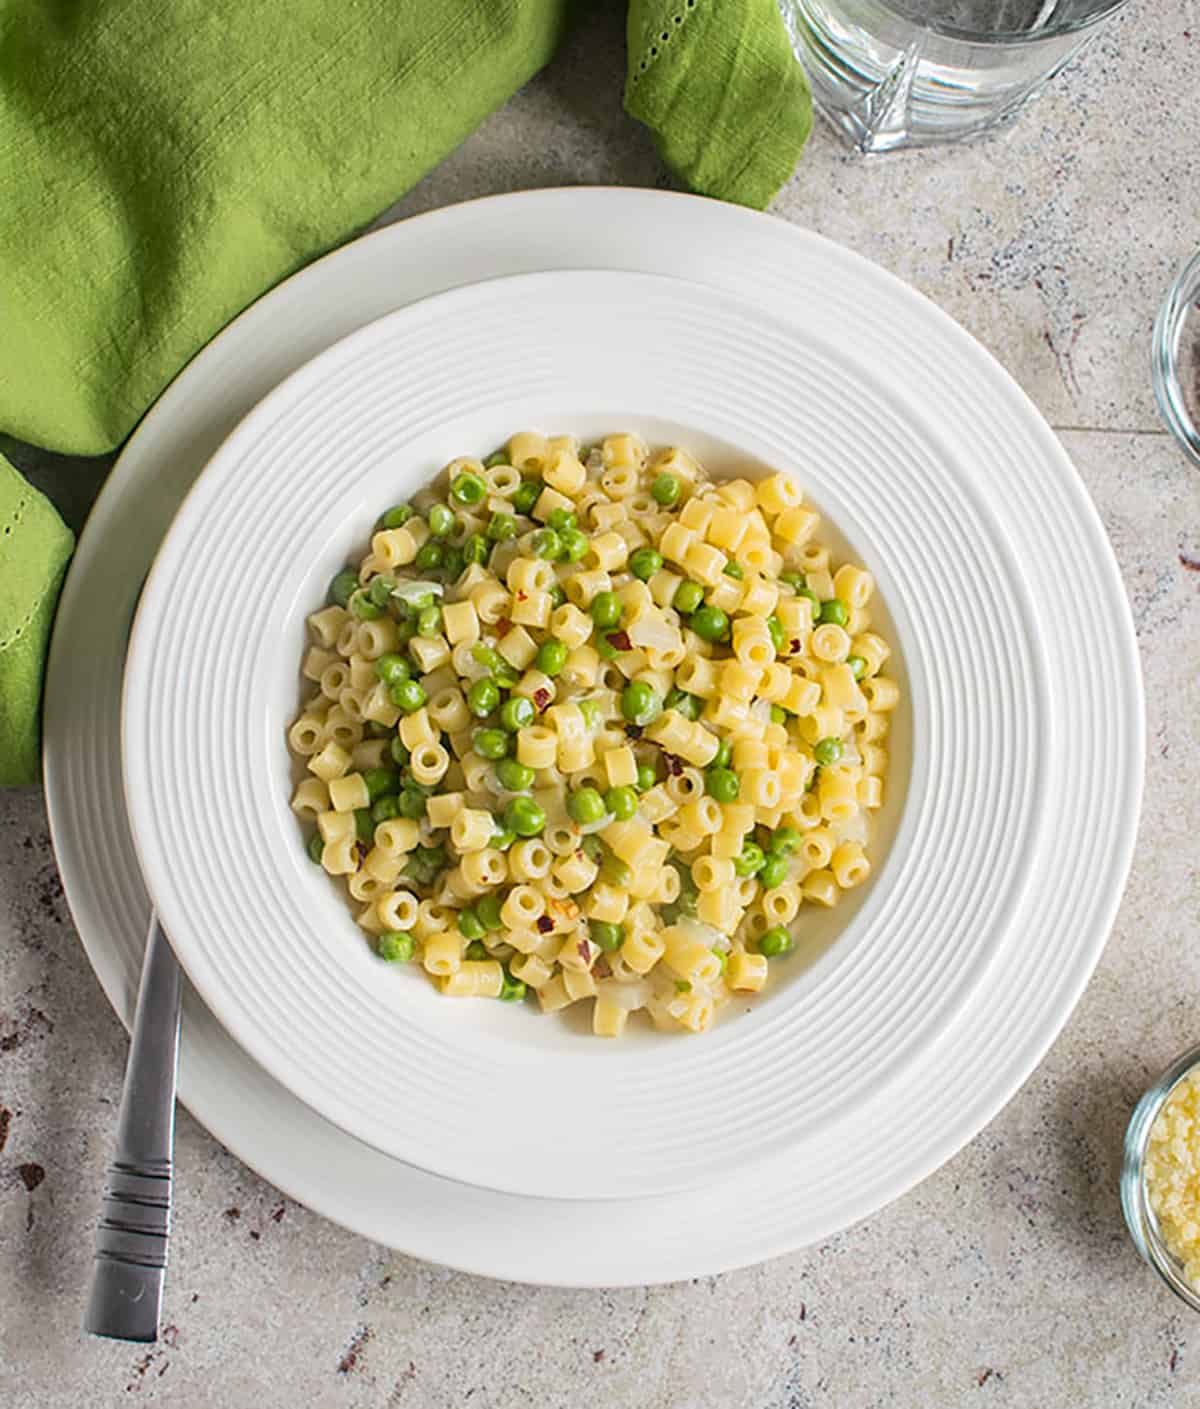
[289,433,897,1036]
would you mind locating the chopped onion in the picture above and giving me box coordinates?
[677,916,730,950]
[391,579,444,605]
[628,611,681,653]
[596,979,651,1010]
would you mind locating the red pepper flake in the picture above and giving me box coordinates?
[354,841,368,862]
[496,616,513,636]
[593,956,612,979]
[606,629,632,651]
[790,638,801,654]
[663,752,684,776]
[533,687,552,712]
[517,591,528,601]
[577,939,592,963]
[1181,554,1200,573]
[536,915,553,933]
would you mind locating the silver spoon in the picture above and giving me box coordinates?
[83,912,181,1341]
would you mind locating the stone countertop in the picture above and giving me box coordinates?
[3,6,1199,1406]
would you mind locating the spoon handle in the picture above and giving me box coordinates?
[84,914,182,1343]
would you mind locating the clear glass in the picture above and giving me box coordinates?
[1152,251,1200,468]
[1121,1042,1200,1314]
[778,0,1130,153]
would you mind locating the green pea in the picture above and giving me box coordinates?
[512,480,542,515]
[491,826,516,851]
[349,591,382,621]
[600,849,632,888]
[674,979,692,993]
[362,768,396,803]
[664,688,700,721]
[483,450,509,469]
[463,533,489,566]
[635,763,657,792]
[605,786,638,821]
[381,504,414,530]
[568,787,606,826]
[818,598,848,626]
[354,808,374,844]
[417,605,442,638]
[582,834,604,864]
[770,705,788,726]
[590,591,622,629]
[813,737,843,767]
[427,503,455,538]
[477,895,504,930]
[504,796,545,837]
[389,679,425,714]
[412,542,441,572]
[766,615,786,652]
[779,570,806,592]
[496,758,535,792]
[389,738,410,767]
[705,767,739,803]
[450,472,486,505]
[370,795,401,824]
[394,616,416,645]
[596,637,619,661]
[589,920,625,952]
[474,728,509,760]
[442,547,465,581]
[546,507,576,532]
[629,547,663,581]
[797,587,821,615]
[577,699,602,730]
[368,574,396,609]
[398,788,427,820]
[471,643,506,675]
[500,695,534,732]
[494,660,522,689]
[712,737,733,769]
[378,931,415,962]
[759,854,789,890]
[548,584,567,609]
[672,580,704,614]
[622,680,661,726]
[307,832,325,864]
[847,655,867,680]
[487,511,518,542]
[365,720,393,739]
[531,528,561,560]
[375,653,411,687]
[651,473,681,506]
[536,639,568,676]
[769,826,803,855]
[734,842,766,877]
[690,604,729,642]
[499,972,527,1002]
[464,939,490,961]
[468,678,500,717]
[759,926,793,958]
[723,561,744,580]
[559,528,589,563]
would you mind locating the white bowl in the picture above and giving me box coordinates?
[122,269,1048,1201]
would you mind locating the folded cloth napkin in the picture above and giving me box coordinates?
[0,0,811,785]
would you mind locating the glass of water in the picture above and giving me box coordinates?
[778,0,1130,153]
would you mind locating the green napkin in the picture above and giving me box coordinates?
[0,0,811,785]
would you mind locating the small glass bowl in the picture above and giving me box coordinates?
[1151,251,1200,467]
[1121,1042,1200,1312]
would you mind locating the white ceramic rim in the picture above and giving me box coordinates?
[43,187,1143,1284]
[119,267,1048,1199]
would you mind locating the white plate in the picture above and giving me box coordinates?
[121,268,1046,1200]
[45,189,1142,1280]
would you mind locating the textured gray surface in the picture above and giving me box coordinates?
[4,4,1200,1405]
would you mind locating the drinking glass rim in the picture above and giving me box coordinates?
[869,0,1130,46]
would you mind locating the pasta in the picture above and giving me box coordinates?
[288,433,898,1036]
